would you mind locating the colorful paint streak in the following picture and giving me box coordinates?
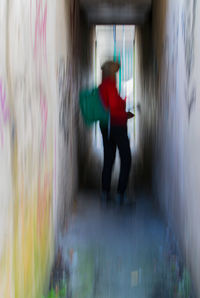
[40,96,48,152]
[12,146,54,298]
[0,1,55,297]
[0,0,82,296]
[33,0,47,60]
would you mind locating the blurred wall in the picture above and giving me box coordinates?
[77,11,97,190]
[136,0,200,294]
[0,0,93,297]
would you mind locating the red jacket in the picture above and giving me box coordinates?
[99,78,128,126]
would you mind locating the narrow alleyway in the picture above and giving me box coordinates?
[1,0,200,297]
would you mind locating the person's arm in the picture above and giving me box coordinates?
[127,111,134,119]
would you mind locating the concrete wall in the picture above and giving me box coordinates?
[136,0,200,295]
[0,0,92,297]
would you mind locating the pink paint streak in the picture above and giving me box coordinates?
[34,0,47,60]
[40,96,48,152]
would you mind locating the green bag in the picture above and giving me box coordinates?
[79,87,109,126]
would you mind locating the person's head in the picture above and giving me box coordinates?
[101,61,120,80]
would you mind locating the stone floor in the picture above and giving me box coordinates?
[57,192,193,298]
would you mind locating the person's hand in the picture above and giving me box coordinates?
[127,111,135,119]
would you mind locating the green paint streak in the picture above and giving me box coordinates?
[72,249,95,298]
[44,283,67,298]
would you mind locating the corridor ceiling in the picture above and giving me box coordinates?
[79,0,152,24]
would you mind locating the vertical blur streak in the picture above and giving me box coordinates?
[0,0,81,297]
[135,0,200,295]
[0,0,55,296]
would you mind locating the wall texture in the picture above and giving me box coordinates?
[136,0,200,295]
[0,0,91,297]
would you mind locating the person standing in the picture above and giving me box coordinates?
[99,61,134,205]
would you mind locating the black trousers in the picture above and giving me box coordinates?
[100,125,132,195]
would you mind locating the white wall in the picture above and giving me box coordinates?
[136,0,200,295]
[0,0,84,296]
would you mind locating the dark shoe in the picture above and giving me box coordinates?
[100,191,111,206]
[115,194,135,207]
[115,194,125,207]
